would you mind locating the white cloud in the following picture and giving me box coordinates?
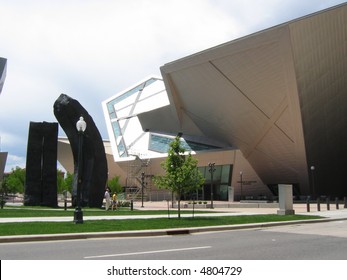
[0,0,346,172]
[3,154,26,172]
[0,130,24,146]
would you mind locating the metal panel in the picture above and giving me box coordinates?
[291,4,347,196]
[0,57,7,94]
[137,4,347,196]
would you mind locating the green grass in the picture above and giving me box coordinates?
[0,214,321,236]
[0,206,208,217]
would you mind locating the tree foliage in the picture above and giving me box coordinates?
[4,167,26,194]
[154,136,205,218]
[108,175,122,194]
[57,171,74,194]
[3,167,75,195]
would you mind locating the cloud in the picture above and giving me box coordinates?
[0,0,346,172]
[0,130,26,148]
[3,154,26,172]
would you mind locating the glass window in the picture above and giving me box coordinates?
[201,164,232,201]
[112,121,122,138]
[221,165,232,185]
[148,134,222,153]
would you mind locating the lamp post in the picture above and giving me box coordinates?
[240,171,243,201]
[310,165,315,198]
[74,116,86,224]
[141,171,145,208]
[208,162,216,209]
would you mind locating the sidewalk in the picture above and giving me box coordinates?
[1,201,347,243]
[1,201,346,223]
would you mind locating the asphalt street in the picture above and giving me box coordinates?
[1,219,347,260]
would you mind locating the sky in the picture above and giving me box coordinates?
[0,0,346,172]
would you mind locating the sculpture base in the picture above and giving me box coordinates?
[73,208,83,224]
[277,209,295,215]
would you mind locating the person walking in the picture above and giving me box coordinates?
[104,187,111,211]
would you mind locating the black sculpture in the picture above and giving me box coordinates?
[53,94,108,207]
[24,122,58,207]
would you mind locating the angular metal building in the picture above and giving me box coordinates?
[0,57,6,95]
[138,4,347,197]
[0,57,8,182]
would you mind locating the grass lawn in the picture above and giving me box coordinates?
[0,206,208,217]
[0,214,322,236]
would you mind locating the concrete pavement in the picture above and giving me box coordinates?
[1,201,347,243]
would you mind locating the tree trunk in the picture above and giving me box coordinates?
[178,190,181,219]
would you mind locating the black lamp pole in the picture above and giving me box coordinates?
[141,172,145,208]
[240,171,243,201]
[208,162,216,209]
[74,116,86,224]
[310,165,315,198]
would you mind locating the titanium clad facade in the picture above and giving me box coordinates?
[291,6,347,197]
[138,3,347,197]
[0,152,7,182]
[0,57,7,95]
[0,58,7,180]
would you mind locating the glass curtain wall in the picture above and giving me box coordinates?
[184,164,232,201]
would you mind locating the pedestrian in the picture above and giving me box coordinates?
[112,192,118,211]
[104,187,111,211]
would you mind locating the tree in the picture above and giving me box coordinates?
[62,172,74,194]
[5,167,26,194]
[56,170,75,195]
[0,180,7,209]
[154,136,205,218]
[57,170,66,194]
[108,175,122,194]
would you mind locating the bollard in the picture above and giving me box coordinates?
[63,190,67,211]
[167,200,170,219]
[327,197,330,211]
[336,197,339,210]
[306,197,310,212]
[317,197,321,211]
[192,200,195,218]
[130,200,133,211]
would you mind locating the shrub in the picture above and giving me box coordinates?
[118,200,131,207]
[0,195,5,209]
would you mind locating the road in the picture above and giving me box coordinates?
[1,220,347,260]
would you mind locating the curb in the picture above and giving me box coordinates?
[1,216,346,243]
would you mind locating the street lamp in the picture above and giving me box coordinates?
[208,162,216,209]
[240,171,243,201]
[74,116,86,224]
[310,165,315,198]
[141,172,145,208]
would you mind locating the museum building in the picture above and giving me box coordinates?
[58,3,347,201]
[0,57,8,183]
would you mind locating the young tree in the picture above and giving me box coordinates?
[154,136,205,218]
[108,175,122,194]
[57,169,66,194]
[0,180,7,208]
[63,172,74,194]
[5,167,26,194]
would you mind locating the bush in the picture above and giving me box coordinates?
[118,200,131,207]
[0,195,5,209]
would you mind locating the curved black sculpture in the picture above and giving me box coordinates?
[53,94,108,208]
